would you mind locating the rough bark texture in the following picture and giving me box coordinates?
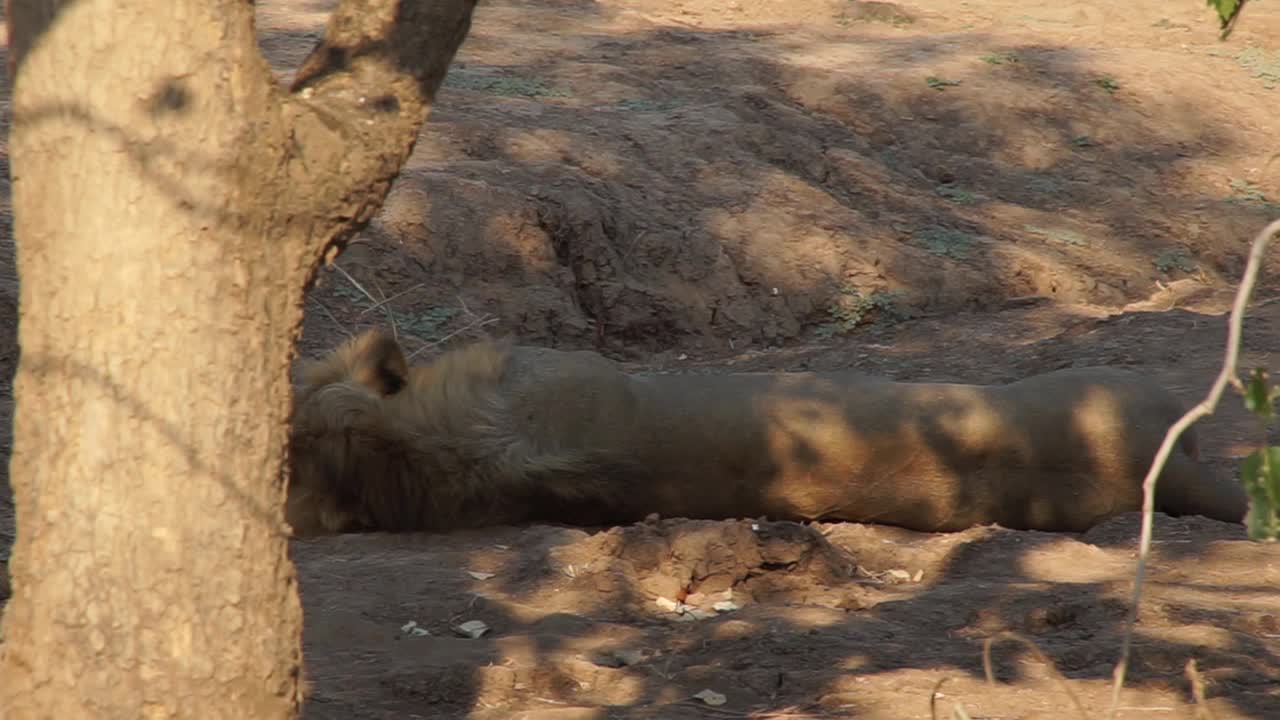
[0,0,475,717]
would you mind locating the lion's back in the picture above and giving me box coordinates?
[500,346,641,454]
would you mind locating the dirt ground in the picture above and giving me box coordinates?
[4,0,1280,717]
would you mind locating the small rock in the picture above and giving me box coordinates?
[400,620,430,637]
[694,689,727,706]
[453,620,491,639]
[655,597,680,612]
[611,648,647,667]
[712,601,741,613]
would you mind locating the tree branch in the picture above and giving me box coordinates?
[280,0,479,271]
[1107,217,1280,719]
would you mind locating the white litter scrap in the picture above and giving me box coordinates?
[657,595,741,620]
[855,565,921,585]
[654,597,681,612]
[452,620,491,639]
[466,571,496,581]
[693,689,727,706]
[399,620,430,637]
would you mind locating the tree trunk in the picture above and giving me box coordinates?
[0,0,475,717]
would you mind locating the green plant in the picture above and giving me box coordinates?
[1153,247,1197,274]
[1226,178,1280,213]
[1071,135,1095,147]
[1094,75,1120,93]
[1025,174,1064,197]
[445,72,568,97]
[617,98,682,112]
[1239,368,1280,540]
[1207,46,1280,88]
[331,278,459,341]
[914,225,975,259]
[980,51,1017,65]
[1234,47,1280,89]
[1205,0,1245,31]
[935,185,977,204]
[402,306,459,339]
[1024,224,1086,246]
[835,9,913,26]
[925,76,962,90]
[815,286,901,338]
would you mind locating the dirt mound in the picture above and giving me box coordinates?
[292,513,1279,719]
[285,0,1280,359]
[539,518,863,613]
[4,0,1280,718]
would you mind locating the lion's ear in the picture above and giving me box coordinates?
[346,329,409,396]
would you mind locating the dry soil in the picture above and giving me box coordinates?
[3,0,1280,717]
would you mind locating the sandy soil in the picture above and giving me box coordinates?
[4,0,1280,717]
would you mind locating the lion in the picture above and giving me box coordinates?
[284,328,1248,536]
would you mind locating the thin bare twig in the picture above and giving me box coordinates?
[307,297,352,338]
[366,274,399,339]
[1108,218,1280,719]
[357,283,425,318]
[1185,659,1217,720]
[982,632,1090,720]
[672,699,826,719]
[331,262,399,338]
[929,676,956,720]
[405,313,499,361]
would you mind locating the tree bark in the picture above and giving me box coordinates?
[0,0,475,717]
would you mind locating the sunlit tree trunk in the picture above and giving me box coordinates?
[0,0,476,716]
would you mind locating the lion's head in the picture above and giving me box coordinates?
[285,329,412,536]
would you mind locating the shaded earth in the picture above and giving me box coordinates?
[4,0,1280,717]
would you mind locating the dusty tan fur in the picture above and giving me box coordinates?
[285,329,1248,536]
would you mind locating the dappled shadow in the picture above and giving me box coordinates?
[273,0,1280,360]
[284,321,1275,716]
[260,1,1280,716]
[291,511,1279,718]
[3,0,1280,715]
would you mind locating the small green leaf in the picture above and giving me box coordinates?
[1243,368,1274,418]
[1241,448,1280,541]
[1205,0,1242,29]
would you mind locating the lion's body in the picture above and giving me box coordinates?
[285,330,1248,536]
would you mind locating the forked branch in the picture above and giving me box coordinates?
[1108,217,1280,718]
[283,0,479,268]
